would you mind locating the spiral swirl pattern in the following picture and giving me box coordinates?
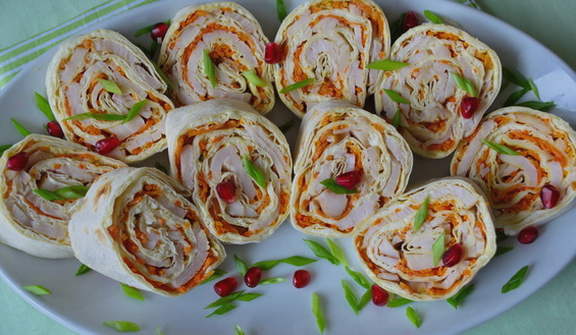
[451,107,576,235]
[0,135,125,258]
[374,24,501,158]
[46,29,174,162]
[274,0,390,117]
[159,2,274,113]
[291,101,412,237]
[354,178,496,301]
[69,167,225,296]
[166,100,292,244]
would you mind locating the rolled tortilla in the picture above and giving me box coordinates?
[0,135,125,258]
[69,167,225,296]
[166,99,292,244]
[274,0,390,117]
[46,29,174,163]
[158,2,274,114]
[354,177,496,301]
[374,24,502,158]
[291,101,412,237]
[450,107,576,235]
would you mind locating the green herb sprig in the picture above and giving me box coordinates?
[279,78,315,94]
[502,265,530,293]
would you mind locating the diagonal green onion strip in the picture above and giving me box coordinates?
[451,72,478,97]
[242,156,267,188]
[242,69,268,87]
[11,119,31,136]
[482,139,520,155]
[34,92,55,121]
[98,79,122,94]
[412,196,430,232]
[280,78,315,94]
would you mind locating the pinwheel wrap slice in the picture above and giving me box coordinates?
[69,167,225,296]
[166,99,292,244]
[291,101,413,237]
[354,177,496,301]
[374,24,502,159]
[0,135,126,258]
[451,107,576,235]
[274,0,390,117]
[159,2,274,114]
[46,29,174,163]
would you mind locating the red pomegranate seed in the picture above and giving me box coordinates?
[442,243,464,267]
[402,11,421,32]
[46,121,64,138]
[518,226,539,244]
[460,97,480,119]
[150,22,169,40]
[94,136,120,155]
[244,267,263,288]
[335,170,363,190]
[292,270,311,288]
[371,284,389,306]
[216,180,237,203]
[214,277,238,297]
[7,152,28,171]
[265,42,282,64]
[540,184,560,209]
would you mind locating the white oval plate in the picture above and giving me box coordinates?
[1,0,576,334]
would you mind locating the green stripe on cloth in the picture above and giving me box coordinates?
[0,0,159,87]
[0,0,114,54]
[0,72,20,87]
[0,0,141,64]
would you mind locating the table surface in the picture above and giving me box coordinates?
[0,0,575,334]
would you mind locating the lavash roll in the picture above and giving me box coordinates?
[354,177,496,301]
[451,107,576,235]
[0,135,125,258]
[69,167,225,296]
[166,99,292,244]
[374,24,502,158]
[46,29,174,162]
[274,0,390,117]
[158,2,275,114]
[291,101,412,237]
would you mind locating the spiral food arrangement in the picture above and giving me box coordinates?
[0,135,125,258]
[159,2,275,114]
[291,101,412,237]
[451,107,576,235]
[274,0,390,117]
[374,24,502,159]
[166,99,292,244]
[354,178,496,300]
[46,29,174,163]
[69,167,225,296]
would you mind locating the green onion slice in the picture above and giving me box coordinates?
[366,59,410,71]
[412,196,430,232]
[34,92,55,121]
[279,78,315,94]
[482,139,520,155]
[203,49,218,88]
[451,72,478,97]
[242,156,267,188]
[242,69,268,87]
[102,320,141,332]
[98,79,122,94]
[11,118,31,136]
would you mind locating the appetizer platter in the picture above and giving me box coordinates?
[0,0,575,334]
